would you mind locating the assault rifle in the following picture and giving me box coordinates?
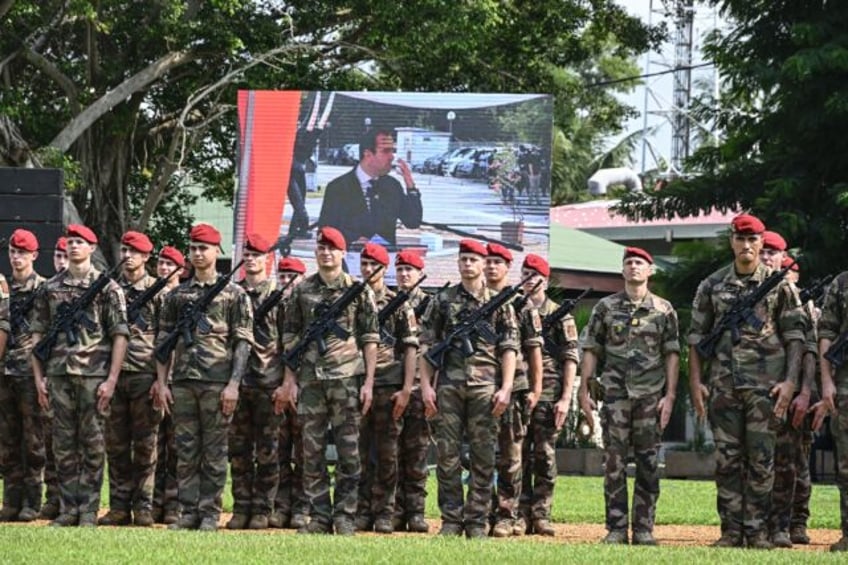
[414,281,449,319]
[252,277,297,347]
[825,331,848,370]
[153,259,245,364]
[283,266,384,371]
[8,286,43,346]
[126,267,183,331]
[423,275,534,369]
[799,274,833,307]
[33,258,128,363]
[541,287,592,353]
[695,261,795,360]
[378,274,428,345]
[511,279,543,314]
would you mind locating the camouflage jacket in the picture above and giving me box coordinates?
[156,276,253,384]
[514,299,544,392]
[537,297,580,402]
[688,263,807,391]
[30,266,129,377]
[241,277,284,388]
[817,271,848,392]
[373,284,419,387]
[4,272,47,377]
[282,271,380,383]
[119,272,160,374]
[0,275,9,373]
[584,290,680,399]
[419,282,519,387]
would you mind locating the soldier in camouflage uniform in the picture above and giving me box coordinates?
[392,250,432,533]
[354,243,419,534]
[151,246,185,524]
[518,255,580,536]
[277,226,380,535]
[0,230,48,522]
[227,234,285,530]
[419,239,519,539]
[579,246,680,546]
[52,237,68,273]
[689,215,807,549]
[154,223,253,532]
[269,257,308,529]
[814,265,848,552]
[98,231,163,527]
[31,224,130,527]
[484,242,541,538]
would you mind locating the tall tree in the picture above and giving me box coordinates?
[616,0,848,280]
[1,1,661,259]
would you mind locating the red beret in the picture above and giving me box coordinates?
[781,255,799,272]
[66,224,98,244]
[361,242,389,266]
[121,230,154,253]
[522,254,550,277]
[459,239,487,257]
[244,232,272,254]
[486,242,513,263]
[159,246,185,268]
[55,237,67,252]
[762,230,787,251]
[10,229,38,252]
[395,249,425,270]
[189,223,221,245]
[623,246,653,265]
[278,256,306,274]
[317,226,346,251]
[731,214,765,235]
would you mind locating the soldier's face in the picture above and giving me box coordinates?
[521,268,547,296]
[278,271,301,290]
[786,270,799,284]
[157,257,179,278]
[66,237,93,264]
[396,265,421,290]
[8,246,36,273]
[360,258,385,284]
[315,243,343,269]
[363,134,396,177]
[458,253,484,280]
[622,257,651,283]
[759,247,784,270]
[243,250,267,275]
[731,233,762,266]
[53,250,68,272]
[120,245,149,272]
[484,257,510,286]
[188,242,218,270]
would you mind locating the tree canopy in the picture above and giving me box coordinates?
[1,0,661,258]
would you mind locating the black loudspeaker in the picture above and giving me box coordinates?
[0,168,65,278]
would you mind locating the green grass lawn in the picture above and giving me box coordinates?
[1,475,843,564]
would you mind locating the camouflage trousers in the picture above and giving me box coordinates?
[42,408,60,508]
[432,382,498,529]
[709,387,776,538]
[394,389,430,520]
[833,393,848,536]
[229,385,283,517]
[494,390,528,521]
[47,375,107,516]
[519,400,559,521]
[792,425,813,529]
[274,409,307,518]
[298,377,361,526]
[172,381,231,522]
[769,417,805,534]
[0,375,47,511]
[601,392,661,533]
[357,385,403,521]
[153,411,179,514]
[105,372,162,512]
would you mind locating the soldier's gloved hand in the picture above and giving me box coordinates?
[97,378,117,414]
[790,392,811,429]
[553,398,570,430]
[577,390,596,432]
[220,383,239,416]
[491,387,511,417]
[770,380,795,420]
[391,387,411,421]
[360,382,374,416]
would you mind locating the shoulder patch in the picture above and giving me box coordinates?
[531,309,542,333]
[564,320,578,340]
